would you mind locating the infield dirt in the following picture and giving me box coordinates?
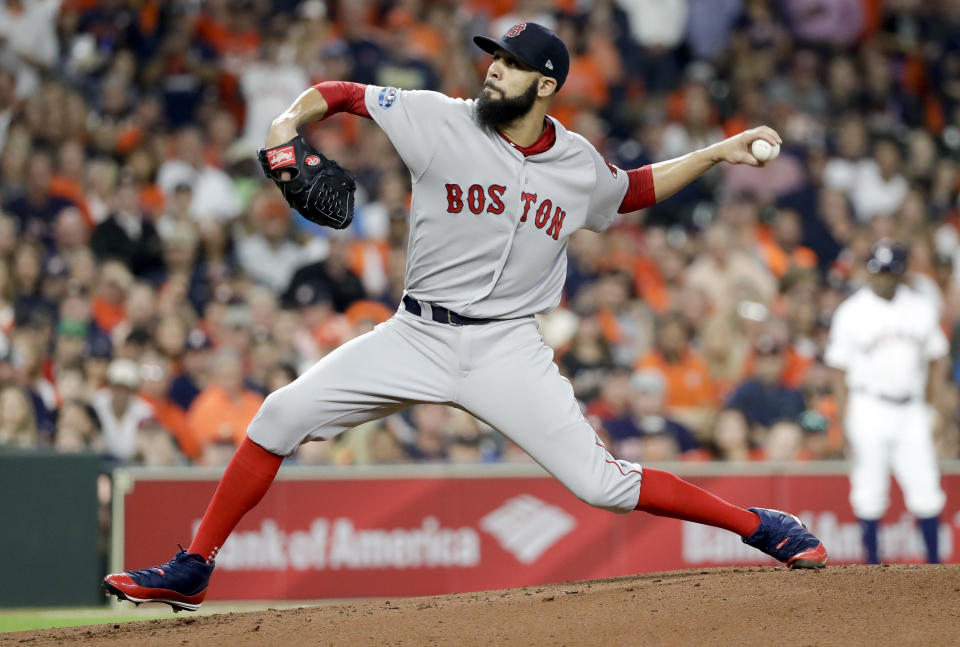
[3,564,958,646]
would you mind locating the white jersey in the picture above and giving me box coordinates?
[825,284,948,400]
[363,85,629,319]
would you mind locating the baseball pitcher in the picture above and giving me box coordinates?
[105,22,827,611]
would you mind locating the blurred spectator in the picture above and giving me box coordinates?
[636,312,716,435]
[11,323,56,436]
[53,317,88,369]
[400,404,451,462]
[285,237,366,313]
[0,0,60,100]
[0,67,14,152]
[560,314,615,402]
[53,206,91,255]
[618,0,688,91]
[783,0,862,47]
[849,137,909,221]
[368,424,407,464]
[53,399,102,454]
[170,328,212,411]
[157,127,242,223]
[587,364,633,421]
[686,220,777,313]
[186,348,264,458]
[605,369,701,462]
[660,78,724,161]
[712,407,761,461]
[237,196,314,293]
[141,13,218,127]
[699,313,749,401]
[91,261,133,334]
[139,351,197,461]
[686,0,742,61]
[4,150,73,246]
[0,384,38,447]
[90,358,154,463]
[91,170,164,278]
[797,409,831,460]
[239,32,309,148]
[757,208,818,278]
[136,418,187,467]
[447,409,490,464]
[723,335,807,444]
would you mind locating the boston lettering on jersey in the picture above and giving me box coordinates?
[444,183,566,240]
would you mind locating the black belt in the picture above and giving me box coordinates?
[402,295,496,326]
[853,388,916,406]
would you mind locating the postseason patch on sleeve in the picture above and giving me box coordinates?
[378,87,398,110]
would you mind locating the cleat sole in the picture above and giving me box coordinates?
[786,543,828,569]
[102,580,202,612]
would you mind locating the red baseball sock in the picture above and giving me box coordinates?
[188,437,284,562]
[634,468,761,537]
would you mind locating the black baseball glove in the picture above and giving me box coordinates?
[257,136,356,230]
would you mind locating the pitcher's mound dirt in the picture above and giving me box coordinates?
[5,565,959,646]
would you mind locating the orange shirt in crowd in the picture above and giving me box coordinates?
[465,0,577,18]
[595,307,624,346]
[140,392,200,460]
[551,55,609,128]
[186,385,264,449]
[347,240,391,283]
[632,256,670,314]
[139,184,165,216]
[344,300,394,328]
[195,14,260,58]
[48,175,94,226]
[755,226,818,278]
[636,348,716,410]
[741,346,814,390]
[91,297,126,333]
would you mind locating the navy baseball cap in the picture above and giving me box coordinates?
[473,22,570,90]
[867,239,908,274]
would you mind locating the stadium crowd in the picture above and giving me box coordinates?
[1,0,959,469]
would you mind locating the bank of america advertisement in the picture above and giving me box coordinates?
[117,470,960,600]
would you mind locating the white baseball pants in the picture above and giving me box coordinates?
[844,392,946,520]
[247,308,644,513]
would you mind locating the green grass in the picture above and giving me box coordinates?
[0,607,172,633]
[0,600,329,634]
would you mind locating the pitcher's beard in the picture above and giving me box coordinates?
[476,78,539,129]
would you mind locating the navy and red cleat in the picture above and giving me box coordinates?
[102,548,215,612]
[742,507,828,569]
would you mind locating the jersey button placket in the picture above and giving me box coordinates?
[517,160,528,231]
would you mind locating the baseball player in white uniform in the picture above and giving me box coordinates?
[104,22,827,611]
[826,239,948,564]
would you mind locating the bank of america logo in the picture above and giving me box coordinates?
[480,495,576,563]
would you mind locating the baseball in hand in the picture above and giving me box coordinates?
[751,139,780,163]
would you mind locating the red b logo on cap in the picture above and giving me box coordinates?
[506,22,527,37]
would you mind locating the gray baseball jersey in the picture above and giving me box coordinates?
[249,86,644,514]
[363,85,629,319]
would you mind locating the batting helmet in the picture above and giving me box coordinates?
[866,239,908,275]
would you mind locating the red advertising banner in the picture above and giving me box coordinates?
[119,470,960,601]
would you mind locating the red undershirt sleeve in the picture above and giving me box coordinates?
[618,165,656,214]
[311,81,371,119]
